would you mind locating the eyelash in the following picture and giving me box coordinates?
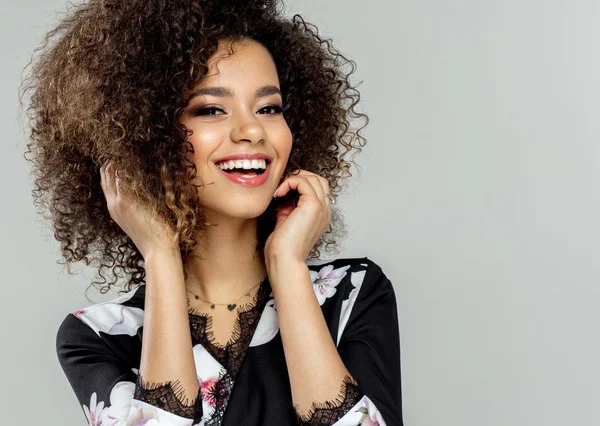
[191,105,284,116]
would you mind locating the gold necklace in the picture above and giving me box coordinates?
[185,274,266,311]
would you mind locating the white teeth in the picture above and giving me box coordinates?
[216,158,269,170]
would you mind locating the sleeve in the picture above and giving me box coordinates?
[56,313,203,426]
[297,259,404,426]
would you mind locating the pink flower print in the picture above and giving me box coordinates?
[83,392,105,426]
[310,264,351,305]
[200,379,218,407]
[73,309,86,319]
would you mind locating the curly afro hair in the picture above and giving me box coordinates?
[22,0,368,293]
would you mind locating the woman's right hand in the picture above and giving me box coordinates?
[100,161,179,260]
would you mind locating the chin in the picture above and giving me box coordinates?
[204,198,273,222]
[230,206,270,220]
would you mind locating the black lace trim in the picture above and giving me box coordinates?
[188,277,271,376]
[296,374,364,426]
[134,374,203,421]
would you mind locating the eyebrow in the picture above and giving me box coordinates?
[188,85,281,101]
[255,85,282,98]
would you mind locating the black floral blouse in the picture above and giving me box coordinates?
[56,257,403,425]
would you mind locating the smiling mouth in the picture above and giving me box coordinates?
[226,169,265,177]
[215,159,269,177]
[214,159,272,187]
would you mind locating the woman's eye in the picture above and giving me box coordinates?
[258,105,283,115]
[191,107,224,116]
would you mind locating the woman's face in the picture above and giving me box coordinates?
[178,38,293,222]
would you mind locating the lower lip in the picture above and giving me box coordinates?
[216,162,271,186]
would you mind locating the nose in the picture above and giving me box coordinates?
[230,114,267,145]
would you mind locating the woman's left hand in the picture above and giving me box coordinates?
[264,170,333,266]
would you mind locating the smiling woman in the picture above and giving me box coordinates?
[22,0,403,425]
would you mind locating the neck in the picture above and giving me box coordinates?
[183,216,266,303]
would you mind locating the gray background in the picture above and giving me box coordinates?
[2,0,599,425]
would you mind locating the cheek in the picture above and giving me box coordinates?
[274,126,293,159]
[185,125,223,162]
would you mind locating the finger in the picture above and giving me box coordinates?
[294,170,330,191]
[320,177,333,210]
[289,172,333,231]
[113,166,121,196]
[99,163,106,191]
[295,171,332,209]
[300,174,326,204]
[310,176,333,218]
[302,173,329,199]
[100,161,111,194]
[109,161,122,195]
[274,175,318,201]
[102,161,118,200]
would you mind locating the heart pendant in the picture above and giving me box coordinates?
[227,304,237,311]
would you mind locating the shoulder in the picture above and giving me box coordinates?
[306,256,388,271]
[57,285,146,345]
[307,257,398,344]
[306,256,393,288]
[306,256,395,304]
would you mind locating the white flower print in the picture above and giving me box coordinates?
[83,392,105,426]
[97,378,194,426]
[360,396,387,426]
[306,258,336,266]
[249,295,279,347]
[127,399,192,425]
[329,395,388,426]
[77,303,144,337]
[310,264,351,305]
[336,270,366,345]
[100,381,135,426]
[130,421,160,426]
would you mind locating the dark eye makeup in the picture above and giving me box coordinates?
[190,106,225,116]
[189,104,284,117]
[257,105,283,114]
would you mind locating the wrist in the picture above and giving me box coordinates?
[267,257,308,290]
[269,264,317,310]
[265,254,306,275]
[143,246,183,268]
